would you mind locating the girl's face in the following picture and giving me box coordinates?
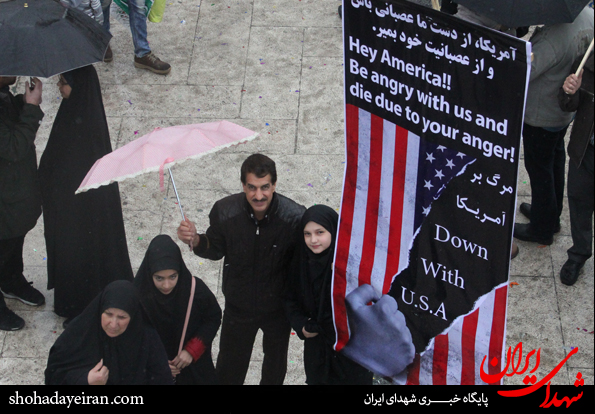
[303,221,332,254]
[57,75,72,99]
[152,269,179,295]
[101,308,131,338]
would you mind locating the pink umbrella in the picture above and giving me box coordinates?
[76,120,259,219]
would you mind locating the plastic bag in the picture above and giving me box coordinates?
[148,0,165,23]
[113,0,154,17]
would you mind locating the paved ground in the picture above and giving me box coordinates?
[0,0,592,386]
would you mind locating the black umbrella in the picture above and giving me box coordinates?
[454,0,591,28]
[0,0,111,77]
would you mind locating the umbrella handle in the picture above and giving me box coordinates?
[168,168,185,221]
[168,168,194,252]
[576,39,594,75]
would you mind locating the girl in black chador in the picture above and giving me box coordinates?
[39,66,132,323]
[286,205,373,385]
[134,235,222,384]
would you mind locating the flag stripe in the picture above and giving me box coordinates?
[370,119,396,292]
[488,285,508,383]
[358,114,384,286]
[432,334,449,385]
[461,308,480,385]
[333,103,360,351]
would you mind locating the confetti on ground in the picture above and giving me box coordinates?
[510,282,519,286]
[137,237,143,240]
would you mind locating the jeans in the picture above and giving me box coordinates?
[522,123,568,238]
[101,0,151,58]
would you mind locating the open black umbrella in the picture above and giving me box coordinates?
[454,0,591,28]
[0,0,111,77]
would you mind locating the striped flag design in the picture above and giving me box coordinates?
[332,104,507,384]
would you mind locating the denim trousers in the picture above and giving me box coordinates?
[101,0,151,57]
[522,123,568,239]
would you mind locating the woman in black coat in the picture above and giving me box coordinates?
[45,280,173,385]
[39,65,133,322]
[134,235,222,384]
[285,205,373,385]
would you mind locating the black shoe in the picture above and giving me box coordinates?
[513,223,554,245]
[0,280,45,306]
[62,317,74,329]
[104,44,113,63]
[560,259,584,286]
[511,242,519,259]
[519,203,561,233]
[0,307,25,331]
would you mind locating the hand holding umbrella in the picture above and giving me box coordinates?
[24,77,43,105]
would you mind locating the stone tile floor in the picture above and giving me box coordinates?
[0,0,592,386]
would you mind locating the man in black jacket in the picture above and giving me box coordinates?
[0,76,46,331]
[557,50,594,285]
[177,154,305,384]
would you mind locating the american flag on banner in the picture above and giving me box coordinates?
[332,104,508,384]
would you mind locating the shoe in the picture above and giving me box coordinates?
[511,242,519,259]
[0,280,45,306]
[62,317,74,329]
[0,307,25,331]
[513,223,554,245]
[134,52,171,75]
[519,203,561,233]
[560,259,584,286]
[104,45,113,63]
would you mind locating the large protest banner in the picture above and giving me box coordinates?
[332,0,531,384]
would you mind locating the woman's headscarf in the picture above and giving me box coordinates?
[45,280,146,385]
[133,235,194,359]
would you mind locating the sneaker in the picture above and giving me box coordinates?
[0,281,45,306]
[104,45,113,63]
[0,307,25,331]
[134,52,171,75]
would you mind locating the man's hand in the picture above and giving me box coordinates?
[341,284,415,379]
[87,359,109,385]
[563,70,583,95]
[177,218,199,248]
[302,326,319,338]
[24,77,42,106]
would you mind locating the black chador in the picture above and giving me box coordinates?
[39,65,132,319]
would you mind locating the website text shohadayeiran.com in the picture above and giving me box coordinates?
[8,391,143,407]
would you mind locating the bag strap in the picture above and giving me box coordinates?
[178,276,196,355]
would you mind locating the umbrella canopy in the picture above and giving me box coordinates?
[454,0,591,28]
[76,120,259,194]
[0,0,111,77]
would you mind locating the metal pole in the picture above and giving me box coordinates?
[168,167,185,220]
